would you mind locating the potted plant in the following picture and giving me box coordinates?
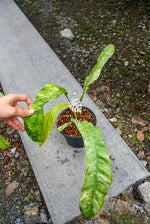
[56,105,97,148]
[24,44,115,220]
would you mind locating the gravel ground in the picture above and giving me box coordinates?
[0,0,150,223]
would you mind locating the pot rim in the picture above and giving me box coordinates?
[57,106,97,139]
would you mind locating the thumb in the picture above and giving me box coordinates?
[14,105,35,118]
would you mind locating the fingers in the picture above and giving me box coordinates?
[10,94,33,108]
[0,94,35,132]
[3,105,34,131]
[14,104,34,118]
[4,117,25,132]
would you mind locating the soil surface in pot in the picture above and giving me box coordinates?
[56,107,95,136]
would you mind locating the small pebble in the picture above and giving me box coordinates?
[124,61,129,66]
[60,28,75,40]
[7,127,15,135]
[10,147,16,154]
[109,118,117,122]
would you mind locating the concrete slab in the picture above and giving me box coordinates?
[0,0,149,223]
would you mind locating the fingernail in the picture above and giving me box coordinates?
[29,109,34,115]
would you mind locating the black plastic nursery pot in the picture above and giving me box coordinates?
[57,106,97,148]
[61,131,84,148]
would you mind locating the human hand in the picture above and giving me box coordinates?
[0,94,34,131]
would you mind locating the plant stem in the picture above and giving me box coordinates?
[74,112,78,119]
[65,93,70,103]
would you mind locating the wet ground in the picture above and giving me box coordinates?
[0,0,150,223]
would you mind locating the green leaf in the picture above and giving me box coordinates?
[80,44,115,102]
[72,118,112,219]
[0,92,4,97]
[57,121,72,132]
[26,194,33,199]
[39,104,69,147]
[0,135,10,149]
[24,83,68,142]
[25,107,44,142]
